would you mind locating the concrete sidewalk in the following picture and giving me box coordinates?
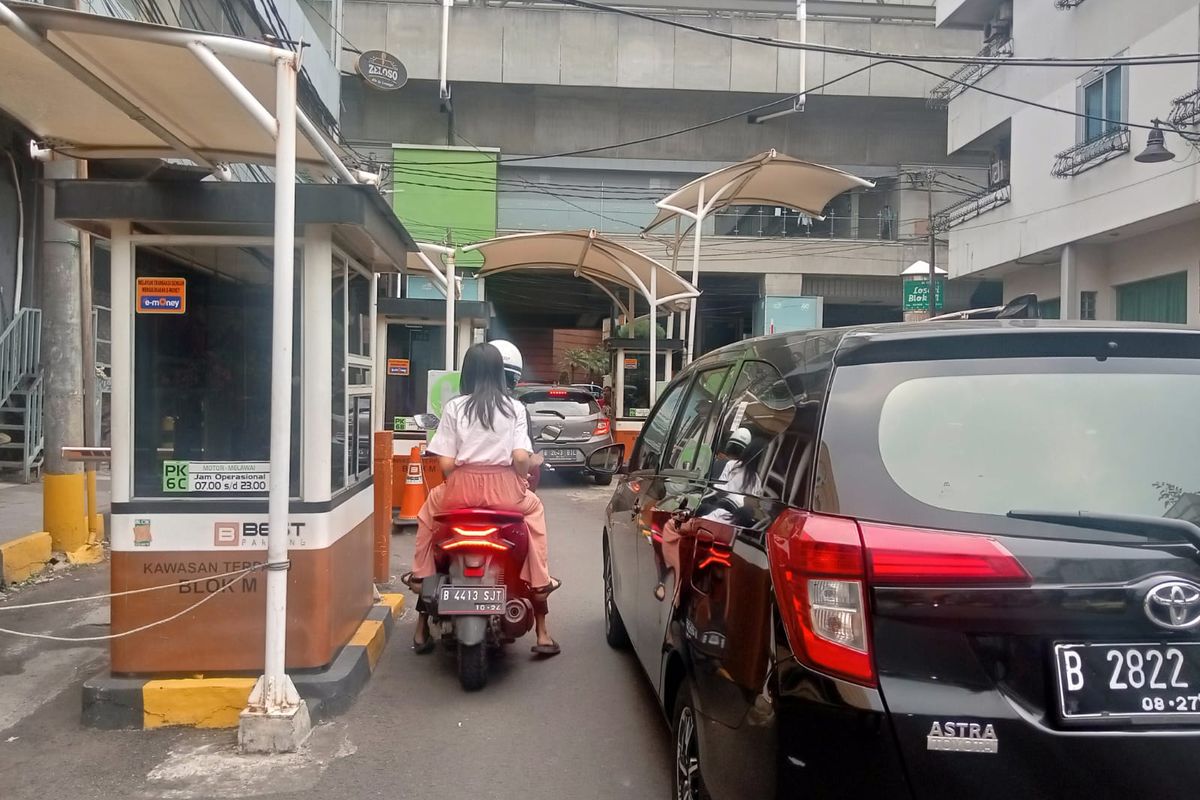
[0,472,110,547]
[0,472,109,584]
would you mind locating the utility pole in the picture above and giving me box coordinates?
[41,156,96,562]
[927,168,937,319]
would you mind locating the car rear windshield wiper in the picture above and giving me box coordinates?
[1007,510,1200,551]
[535,409,566,419]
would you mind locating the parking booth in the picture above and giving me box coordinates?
[607,333,686,454]
[56,178,416,673]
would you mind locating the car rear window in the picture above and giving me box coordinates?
[518,391,599,417]
[818,357,1200,535]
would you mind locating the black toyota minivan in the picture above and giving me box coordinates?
[590,321,1200,800]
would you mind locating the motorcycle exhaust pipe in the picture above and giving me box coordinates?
[502,598,534,638]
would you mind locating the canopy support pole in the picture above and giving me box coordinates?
[686,182,704,365]
[240,52,311,753]
[649,266,658,405]
[445,250,457,370]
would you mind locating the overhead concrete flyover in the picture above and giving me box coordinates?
[342,0,981,98]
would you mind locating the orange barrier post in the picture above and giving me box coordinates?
[373,431,393,583]
[396,446,426,525]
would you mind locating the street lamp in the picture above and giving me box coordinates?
[1134,121,1175,163]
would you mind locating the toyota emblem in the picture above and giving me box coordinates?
[1144,580,1200,630]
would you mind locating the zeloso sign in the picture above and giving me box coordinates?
[357,50,407,91]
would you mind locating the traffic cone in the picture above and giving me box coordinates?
[396,446,426,525]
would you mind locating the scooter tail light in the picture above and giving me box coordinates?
[452,526,499,538]
[441,539,509,552]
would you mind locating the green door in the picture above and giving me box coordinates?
[1117,272,1188,324]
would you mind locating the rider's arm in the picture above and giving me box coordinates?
[513,401,535,480]
[427,399,460,476]
[438,455,456,478]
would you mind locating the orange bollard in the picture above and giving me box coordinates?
[396,446,426,524]
[373,431,393,583]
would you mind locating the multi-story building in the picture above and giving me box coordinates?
[935,0,1200,323]
[340,0,999,350]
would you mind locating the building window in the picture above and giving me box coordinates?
[1083,66,1125,142]
[332,256,375,492]
[1039,298,1061,320]
[1081,291,1097,320]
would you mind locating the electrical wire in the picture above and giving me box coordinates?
[0,564,268,610]
[0,565,267,643]
[549,0,1200,68]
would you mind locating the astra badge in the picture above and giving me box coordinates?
[1144,579,1200,631]
[927,721,998,754]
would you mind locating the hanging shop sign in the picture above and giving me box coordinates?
[136,277,186,314]
[903,278,945,312]
[387,358,410,377]
[357,50,408,91]
[162,461,269,493]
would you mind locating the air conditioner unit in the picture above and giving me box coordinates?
[990,160,1010,187]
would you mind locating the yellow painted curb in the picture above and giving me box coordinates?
[0,531,52,584]
[378,593,406,615]
[350,619,386,671]
[142,677,256,730]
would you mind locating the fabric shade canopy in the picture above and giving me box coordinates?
[644,149,875,233]
[463,230,700,311]
[0,1,339,175]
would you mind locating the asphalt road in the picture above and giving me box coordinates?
[0,476,674,800]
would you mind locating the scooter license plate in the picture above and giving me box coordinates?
[437,585,506,615]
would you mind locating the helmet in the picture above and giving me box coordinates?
[489,339,523,389]
[724,427,752,458]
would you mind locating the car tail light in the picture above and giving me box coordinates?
[593,418,611,437]
[767,510,874,685]
[548,389,568,398]
[861,523,1030,585]
[767,512,1032,687]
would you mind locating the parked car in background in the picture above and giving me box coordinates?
[515,385,615,485]
[589,321,1200,800]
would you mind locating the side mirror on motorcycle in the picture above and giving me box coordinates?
[540,424,564,442]
[412,413,440,430]
[585,443,627,476]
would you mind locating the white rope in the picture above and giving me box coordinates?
[0,564,267,611]
[0,565,265,643]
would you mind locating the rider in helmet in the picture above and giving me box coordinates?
[406,340,560,656]
[489,339,524,391]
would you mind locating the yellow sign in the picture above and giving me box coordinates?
[136,277,186,314]
[624,357,638,369]
[387,358,410,376]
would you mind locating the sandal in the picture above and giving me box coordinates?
[401,571,423,593]
[531,577,562,598]
[531,640,561,657]
[412,636,435,655]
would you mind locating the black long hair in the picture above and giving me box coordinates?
[459,342,515,431]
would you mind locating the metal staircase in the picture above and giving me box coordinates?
[0,308,44,483]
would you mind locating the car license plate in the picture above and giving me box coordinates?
[1055,642,1200,720]
[543,448,581,462]
[437,585,506,615]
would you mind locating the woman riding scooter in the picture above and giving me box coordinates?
[405,341,561,656]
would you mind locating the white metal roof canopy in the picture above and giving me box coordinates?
[644,150,874,363]
[463,230,701,404]
[0,1,349,178]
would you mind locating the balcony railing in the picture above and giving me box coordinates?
[1054,0,1088,9]
[927,37,1014,109]
[1051,128,1130,177]
[712,211,899,241]
[934,183,1011,232]
[1169,87,1200,129]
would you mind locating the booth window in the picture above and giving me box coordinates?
[332,256,375,491]
[133,247,301,498]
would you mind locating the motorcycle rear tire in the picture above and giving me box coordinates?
[458,642,488,691]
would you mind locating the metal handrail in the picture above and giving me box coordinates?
[0,307,41,411]
[927,37,1013,108]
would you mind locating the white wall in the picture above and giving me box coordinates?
[944,0,1200,278]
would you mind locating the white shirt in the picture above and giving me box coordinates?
[428,395,533,466]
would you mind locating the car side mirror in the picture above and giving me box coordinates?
[586,443,627,476]
[540,424,564,442]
